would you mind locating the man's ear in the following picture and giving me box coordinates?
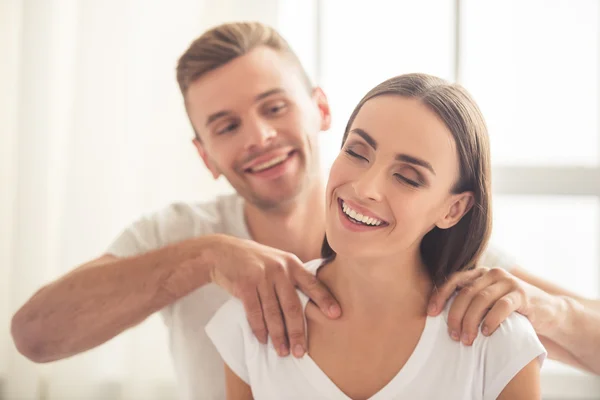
[312,87,331,131]
[192,138,221,179]
[436,192,474,230]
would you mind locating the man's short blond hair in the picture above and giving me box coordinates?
[176,22,312,97]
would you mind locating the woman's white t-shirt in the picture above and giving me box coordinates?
[107,194,523,399]
[206,259,546,400]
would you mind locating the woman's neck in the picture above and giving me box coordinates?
[318,251,434,321]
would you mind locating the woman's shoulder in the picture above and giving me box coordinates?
[435,296,546,399]
[205,297,254,384]
[438,296,542,346]
[208,257,326,323]
[205,258,328,350]
[437,295,545,355]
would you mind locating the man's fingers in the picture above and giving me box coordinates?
[293,264,341,319]
[274,275,306,358]
[428,268,488,316]
[459,282,512,345]
[445,271,496,341]
[257,279,288,356]
[481,292,522,337]
[239,287,268,345]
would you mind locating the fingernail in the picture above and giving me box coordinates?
[450,330,460,341]
[482,326,489,336]
[328,304,341,318]
[293,344,305,358]
[279,344,289,356]
[461,333,470,345]
[427,304,436,315]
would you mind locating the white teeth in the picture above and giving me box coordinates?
[341,201,383,226]
[250,154,289,172]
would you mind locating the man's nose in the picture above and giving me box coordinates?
[243,118,276,151]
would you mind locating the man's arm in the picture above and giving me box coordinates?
[511,266,600,311]
[511,266,600,375]
[10,237,217,363]
[428,266,600,375]
[11,234,340,363]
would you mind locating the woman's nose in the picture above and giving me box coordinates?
[351,167,384,202]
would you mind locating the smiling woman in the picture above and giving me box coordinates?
[318,1,600,396]
[206,73,546,400]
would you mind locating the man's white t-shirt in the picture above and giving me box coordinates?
[206,259,546,400]
[106,193,525,400]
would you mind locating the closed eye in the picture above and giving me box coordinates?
[394,173,421,188]
[263,101,288,117]
[269,104,286,115]
[216,122,239,135]
[344,148,368,161]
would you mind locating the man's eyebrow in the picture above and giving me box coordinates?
[205,110,232,127]
[255,88,285,102]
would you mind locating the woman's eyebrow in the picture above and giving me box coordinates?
[395,154,436,175]
[349,128,377,149]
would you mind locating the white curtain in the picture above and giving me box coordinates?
[0,1,316,399]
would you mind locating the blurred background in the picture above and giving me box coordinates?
[1,0,599,399]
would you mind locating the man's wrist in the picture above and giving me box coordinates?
[186,234,229,285]
[158,235,226,302]
[541,295,584,339]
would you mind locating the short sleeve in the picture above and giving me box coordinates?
[479,245,518,271]
[106,203,211,258]
[482,313,547,400]
[205,298,254,384]
[105,214,159,258]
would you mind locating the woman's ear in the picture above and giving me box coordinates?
[192,138,221,179]
[436,192,474,230]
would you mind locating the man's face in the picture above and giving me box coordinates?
[186,47,331,210]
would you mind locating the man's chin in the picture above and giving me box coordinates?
[248,186,305,211]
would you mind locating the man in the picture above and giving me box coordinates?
[11,22,600,399]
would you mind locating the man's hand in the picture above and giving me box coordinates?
[427,267,565,345]
[208,235,341,357]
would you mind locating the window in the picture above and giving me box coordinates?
[318,0,600,397]
[317,0,456,172]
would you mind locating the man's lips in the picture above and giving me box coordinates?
[243,149,295,172]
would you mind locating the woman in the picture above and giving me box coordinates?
[206,73,546,399]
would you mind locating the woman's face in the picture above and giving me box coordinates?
[325,95,472,261]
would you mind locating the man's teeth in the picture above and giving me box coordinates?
[342,201,383,226]
[250,154,289,172]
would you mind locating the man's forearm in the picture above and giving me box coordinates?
[543,296,600,375]
[577,297,600,313]
[11,236,221,363]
